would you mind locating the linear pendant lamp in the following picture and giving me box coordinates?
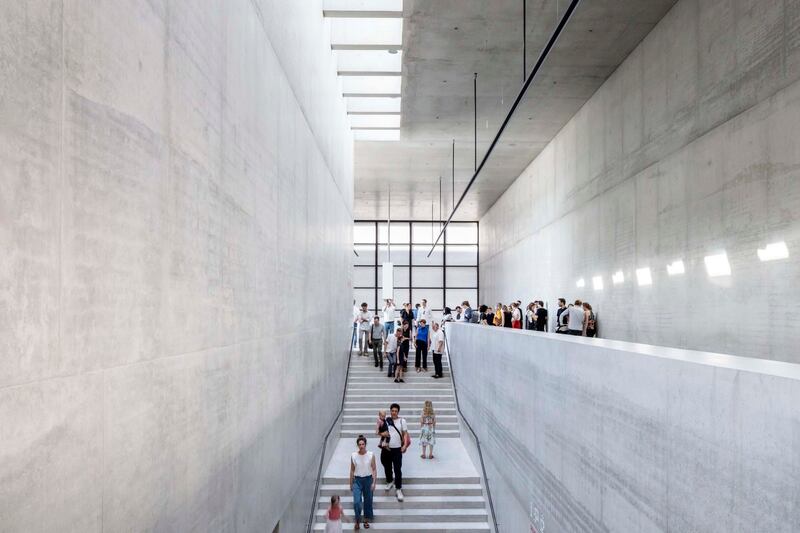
[427,0,582,256]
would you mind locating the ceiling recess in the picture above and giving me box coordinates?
[324,0,404,142]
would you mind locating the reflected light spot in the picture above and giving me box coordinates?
[636,267,652,286]
[667,260,685,276]
[704,253,731,277]
[757,242,789,262]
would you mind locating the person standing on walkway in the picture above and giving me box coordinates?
[525,302,536,330]
[370,316,385,370]
[493,303,504,326]
[567,299,585,335]
[384,327,399,378]
[535,301,548,332]
[430,321,445,379]
[419,400,437,460]
[415,319,430,372]
[357,303,373,356]
[349,435,376,529]
[555,298,568,333]
[511,302,522,329]
[384,403,409,501]
[583,302,597,337]
[502,304,512,328]
[382,299,396,335]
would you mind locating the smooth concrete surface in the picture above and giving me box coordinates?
[446,322,800,532]
[479,0,800,363]
[0,1,352,531]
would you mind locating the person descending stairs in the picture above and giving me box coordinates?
[313,347,492,532]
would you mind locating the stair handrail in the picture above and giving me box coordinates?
[305,328,356,533]
[443,327,500,533]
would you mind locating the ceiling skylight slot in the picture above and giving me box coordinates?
[325,0,403,142]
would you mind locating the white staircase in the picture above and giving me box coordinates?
[313,351,492,532]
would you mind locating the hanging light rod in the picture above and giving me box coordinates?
[427,0,582,257]
[323,10,403,18]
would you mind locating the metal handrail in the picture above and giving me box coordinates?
[305,331,356,532]
[442,328,500,533]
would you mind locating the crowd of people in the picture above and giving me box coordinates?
[336,296,598,528]
[353,299,447,382]
[352,296,599,349]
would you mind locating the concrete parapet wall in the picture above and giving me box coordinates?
[446,323,800,532]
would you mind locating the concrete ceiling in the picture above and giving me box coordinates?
[352,0,678,221]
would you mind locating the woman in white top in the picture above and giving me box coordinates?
[350,435,377,529]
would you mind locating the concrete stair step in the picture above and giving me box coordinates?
[342,415,457,421]
[341,423,459,430]
[344,403,455,408]
[312,522,490,531]
[317,495,486,510]
[320,483,483,497]
[340,430,461,438]
[314,508,488,522]
[345,393,453,396]
[323,477,480,485]
[341,419,458,426]
[343,408,456,414]
[347,381,453,386]
[346,390,453,395]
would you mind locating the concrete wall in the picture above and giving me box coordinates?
[0,1,353,531]
[479,0,800,363]
[446,323,800,533]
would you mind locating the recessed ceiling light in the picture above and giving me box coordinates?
[612,271,624,284]
[576,278,585,288]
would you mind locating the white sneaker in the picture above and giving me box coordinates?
[385,481,394,491]
[396,488,404,502]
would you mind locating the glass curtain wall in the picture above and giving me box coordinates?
[353,220,479,321]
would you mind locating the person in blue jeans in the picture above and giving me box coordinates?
[349,435,377,529]
[384,328,400,378]
[414,319,430,372]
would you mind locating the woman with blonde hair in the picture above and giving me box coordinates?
[493,303,503,326]
[419,400,437,459]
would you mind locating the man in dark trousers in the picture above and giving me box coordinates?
[383,403,409,501]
